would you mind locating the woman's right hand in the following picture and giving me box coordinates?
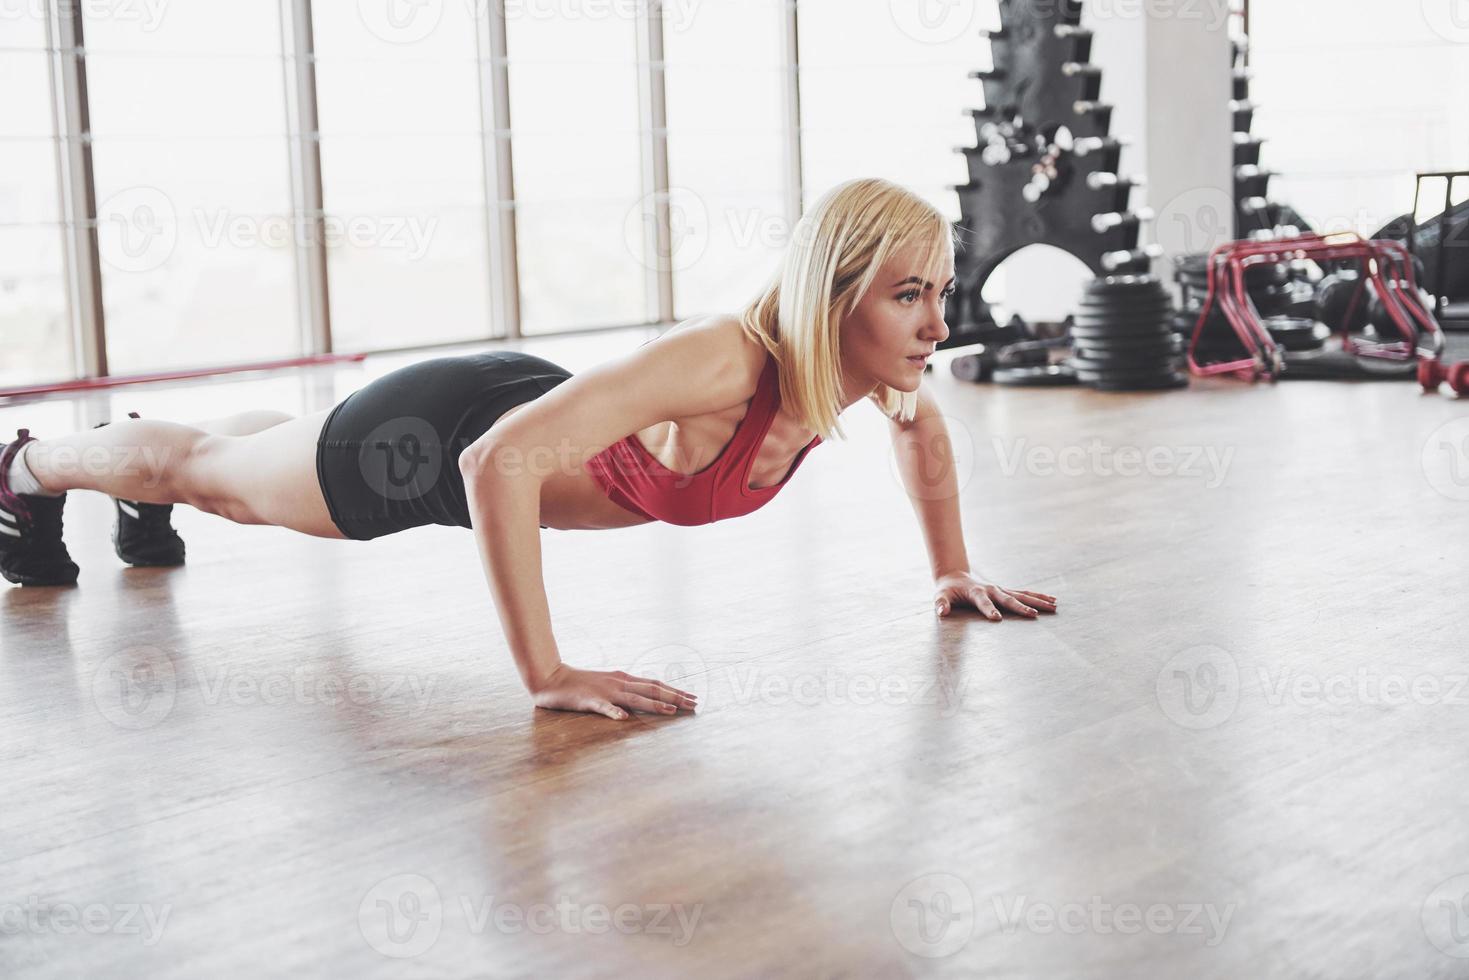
[530,664,698,720]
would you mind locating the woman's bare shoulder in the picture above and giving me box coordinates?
[657,314,769,404]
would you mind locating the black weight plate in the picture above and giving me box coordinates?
[1070,349,1181,369]
[1075,307,1176,324]
[1263,316,1330,352]
[1074,305,1174,320]
[1083,274,1166,295]
[1069,323,1176,341]
[1072,315,1175,332]
[1073,348,1180,366]
[1074,332,1184,353]
[1074,331,1182,348]
[1089,371,1191,391]
[992,364,1080,387]
[1077,293,1174,310]
[1076,300,1174,313]
[1070,355,1183,375]
[1074,369,1189,389]
[1073,348,1182,364]
[1067,359,1184,382]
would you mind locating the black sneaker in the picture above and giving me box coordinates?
[0,429,81,587]
[96,412,186,567]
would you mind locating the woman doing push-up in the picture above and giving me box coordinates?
[0,178,1058,719]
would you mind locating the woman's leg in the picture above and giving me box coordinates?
[185,409,296,437]
[24,407,347,540]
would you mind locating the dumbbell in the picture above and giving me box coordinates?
[1416,358,1469,395]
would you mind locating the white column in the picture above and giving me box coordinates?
[1088,1,1235,267]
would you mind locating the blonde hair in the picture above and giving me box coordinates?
[737,177,956,441]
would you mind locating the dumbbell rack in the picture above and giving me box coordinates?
[1229,27,1310,238]
[944,0,1155,344]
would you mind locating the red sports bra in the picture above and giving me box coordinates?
[584,350,822,526]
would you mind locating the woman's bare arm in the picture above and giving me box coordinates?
[889,382,1058,621]
[457,320,752,718]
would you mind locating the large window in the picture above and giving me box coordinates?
[796,0,979,221]
[83,4,299,374]
[506,10,647,334]
[662,0,788,320]
[311,2,491,351]
[6,0,1021,390]
[1248,1,1469,237]
[0,8,71,386]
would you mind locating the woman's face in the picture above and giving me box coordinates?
[840,242,955,394]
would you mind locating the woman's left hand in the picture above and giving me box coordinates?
[933,571,1057,620]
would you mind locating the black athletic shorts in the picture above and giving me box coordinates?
[315,350,573,540]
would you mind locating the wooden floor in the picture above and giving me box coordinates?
[3,330,1469,978]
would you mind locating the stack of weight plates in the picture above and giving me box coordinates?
[1065,275,1189,390]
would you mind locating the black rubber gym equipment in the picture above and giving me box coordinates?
[1073,333,1184,355]
[944,0,1155,366]
[949,352,991,383]
[1263,316,1330,352]
[1070,323,1176,341]
[995,339,1058,368]
[1279,348,1419,381]
[1063,274,1188,389]
[1070,342,1179,365]
[993,364,1080,386]
[1313,271,1371,333]
[1369,173,1469,327]
[1088,371,1190,391]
